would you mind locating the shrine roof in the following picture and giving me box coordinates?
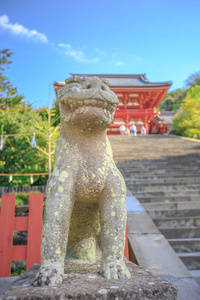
[154,112,174,125]
[67,74,172,87]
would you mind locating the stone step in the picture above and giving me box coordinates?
[167,238,200,253]
[132,190,200,197]
[178,252,200,270]
[136,195,200,203]
[121,170,200,176]
[160,227,200,239]
[119,166,200,173]
[124,174,200,180]
[124,176,200,183]
[119,159,200,163]
[146,206,200,218]
[118,161,200,167]
[126,177,200,183]
[115,148,200,152]
[128,186,200,194]
[109,135,200,286]
[115,159,200,164]
[114,155,200,161]
[153,216,200,228]
[189,270,200,286]
[124,177,200,184]
[117,158,200,163]
[114,152,199,157]
[126,180,200,191]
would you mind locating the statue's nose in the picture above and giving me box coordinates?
[84,79,108,91]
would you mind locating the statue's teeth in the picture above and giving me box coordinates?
[97,101,104,107]
[73,102,79,109]
[91,100,97,106]
[84,100,91,105]
[102,102,107,108]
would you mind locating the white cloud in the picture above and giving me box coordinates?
[58,43,99,63]
[0,15,48,43]
[115,61,124,66]
[95,48,105,55]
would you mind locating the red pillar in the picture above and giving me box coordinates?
[145,124,149,135]
[0,194,16,277]
[26,193,43,270]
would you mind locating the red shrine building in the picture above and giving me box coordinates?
[54,74,172,135]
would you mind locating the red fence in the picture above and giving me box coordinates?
[0,193,43,277]
[0,193,129,277]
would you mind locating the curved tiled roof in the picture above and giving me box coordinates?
[69,73,172,87]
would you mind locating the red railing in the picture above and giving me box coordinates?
[0,193,43,277]
[0,193,129,277]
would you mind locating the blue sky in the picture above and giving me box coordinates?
[1,0,200,107]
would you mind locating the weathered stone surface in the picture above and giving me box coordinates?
[35,76,130,285]
[0,276,19,294]
[0,262,178,299]
[159,275,200,300]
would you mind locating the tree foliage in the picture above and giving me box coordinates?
[159,71,200,112]
[0,49,60,186]
[185,71,200,87]
[0,104,60,186]
[0,49,20,108]
[0,105,44,186]
[172,85,200,139]
[159,88,187,111]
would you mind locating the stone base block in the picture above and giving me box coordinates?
[0,262,177,299]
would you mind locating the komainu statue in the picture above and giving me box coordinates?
[35,75,131,286]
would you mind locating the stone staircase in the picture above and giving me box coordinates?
[108,135,200,286]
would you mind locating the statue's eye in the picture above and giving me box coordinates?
[101,85,106,91]
[86,82,91,89]
[102,79,110,87]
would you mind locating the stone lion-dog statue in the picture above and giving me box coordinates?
[35,75,131,286]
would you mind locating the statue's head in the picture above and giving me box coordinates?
[56,76,119,129]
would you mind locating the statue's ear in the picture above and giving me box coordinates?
[102,79,110,87]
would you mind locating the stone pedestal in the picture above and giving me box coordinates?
[0,262,177,299]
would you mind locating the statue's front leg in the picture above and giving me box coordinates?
[100,173,131,279]
[34,169,74,286]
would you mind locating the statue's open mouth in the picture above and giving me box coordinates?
[60,98,116,125]
[66,98,117,114]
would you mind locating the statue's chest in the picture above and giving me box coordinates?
[75,157,108,200]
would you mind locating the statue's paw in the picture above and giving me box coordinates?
[101,259,131,279]
[34,263,63,286]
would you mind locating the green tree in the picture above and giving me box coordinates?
[172,85,200,139]
[0,104,60,186]
[0,105,47,186]
[51,104,60,126]
[185,71,200,87]
[34,106,60,174]
[0,49,60,186]
[159,88,187,111]
[0,49,22,108]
